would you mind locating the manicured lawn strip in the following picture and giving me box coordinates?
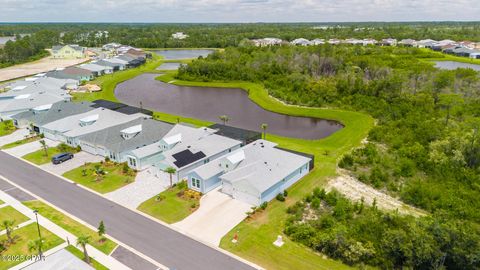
[156,73,374,270]
[22,144,78,165]
[65,245,109,270]
[0,206,29,224]
[71,54,164,102]
[62,162,135,194]
[23,200,117,255]
[1,136,39,149]
[153,111,212,127]
[0,120,16,137]
[138,184,200,224]
[0,223,64,269]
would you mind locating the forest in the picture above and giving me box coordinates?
[177,45,480,269]
[1,22,480,49]
[0,30,58,68]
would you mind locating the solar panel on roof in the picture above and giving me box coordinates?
[172,149,206,168]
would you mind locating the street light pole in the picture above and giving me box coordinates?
[33,210,43,260]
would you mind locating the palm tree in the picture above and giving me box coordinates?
[76,235,91,264]
[164,166,177,187]
[261,123,268,139]
[39,140,48,157]
[28,238,44,258]
[2,220,17,244]
[219,115,230,125]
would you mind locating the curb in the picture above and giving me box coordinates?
[0,150,264,270]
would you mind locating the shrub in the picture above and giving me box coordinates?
[339,154,354,168]
[177,181,188,190]
[155,194,166,201]
[56,143,69,152]
[260,201,268,210]
[122,163,130,174]
[276,193,285,202]
[283,190,288,197]
[190,202,197,209]
[311,197,321,209]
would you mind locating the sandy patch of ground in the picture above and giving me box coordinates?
[327,170,425,216]
[0,54,89,82]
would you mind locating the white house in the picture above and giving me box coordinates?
[172,32,189,39]
[187,140,312,205]
[291,38,311,46]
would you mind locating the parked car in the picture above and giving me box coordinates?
[51,153,74,164]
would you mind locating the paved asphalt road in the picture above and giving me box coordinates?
[0,152,256,270]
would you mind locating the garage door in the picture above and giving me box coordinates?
[80,143,97,155]
[233,189,259,206]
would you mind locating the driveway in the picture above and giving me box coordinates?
[3,138,59,157]
[105,168,170,208]
[0,151,258,270]
[173,188,252,246]
[40,151,104,176]
[0,128,29,147]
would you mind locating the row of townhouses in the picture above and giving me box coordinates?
[251,37,480,59]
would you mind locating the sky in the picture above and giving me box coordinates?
[1,0,479,23]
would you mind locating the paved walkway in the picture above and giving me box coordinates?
[0,151,258,270]
[19,249,95,270]
[41,151,104,175]
[3,138,59,157]
[0,128,29,147]
[0,189,131,270]
[173,188,252,246]
[105,168,170,208]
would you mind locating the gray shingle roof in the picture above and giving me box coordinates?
[78,118,173,153]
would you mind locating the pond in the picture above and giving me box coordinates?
[434,61,480,71]
[115,74,343,140]
[152,49,214,60]
[156,62,182,70]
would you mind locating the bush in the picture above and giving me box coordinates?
[56,143,69,152]
[311,197,321,209]
[122,163,130,174]
[276,193,285,202]
[283,190,288,197]
[190,202,197,208]
[339,154,354,168]
[260,201,268,210]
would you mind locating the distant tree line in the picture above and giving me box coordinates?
[177,45,480,269]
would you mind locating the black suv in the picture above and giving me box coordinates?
[51,153,74,164]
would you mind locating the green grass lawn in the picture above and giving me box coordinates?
[73,55,374,269]
[1,136,39,150]
[62,162,136,194]
[0,120,16,137]
[71,54,164,102]
[0,206,29,224]
[138,183,200,224]
[65,245,109,270]
[23,200,117,255]
[0,223,64,269]
[22,143,79,165]
[155,73,374,270]
[0,199,4,205]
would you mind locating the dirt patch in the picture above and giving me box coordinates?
[327,170,425,217]
[0,55,89,82]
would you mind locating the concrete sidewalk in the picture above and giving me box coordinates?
[0,129,29,147]
[0,190,131,270]
[3,138,59,157]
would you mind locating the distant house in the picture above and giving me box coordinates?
[449,47,477,57]
[399,39,416,47]
[381,38,397,46]
[470,52,480,59]
[291,38,311,46]
[187,140,312,205]
[46,67,94,82]
[95,59,125,71]
[102,43,121,51]
[416,39,437,49]
[52,45,86,59]
[79,63,113,76]
[362,39,377,46]
[0,92,70,121]
[327,39,341,45]
[251,38,283,47]
[311,38,325,45]
[172,32,189,39]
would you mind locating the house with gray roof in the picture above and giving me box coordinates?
[0,92,70,121]
[95,59,126,71]
[187,140,311,205]
[77,118,173,162]
[79,63,113,76]
[45,67,93,82]
[40,107,148,146]
[124,124,242,177]
[11,100,94,129]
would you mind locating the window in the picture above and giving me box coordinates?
[191,177,201,189]
[128,157,137,167]
[228,149,232,153]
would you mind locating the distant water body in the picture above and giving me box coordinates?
[153,49,214,60]
[434,61,480,71]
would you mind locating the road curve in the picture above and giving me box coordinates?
[0,151,256,270]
